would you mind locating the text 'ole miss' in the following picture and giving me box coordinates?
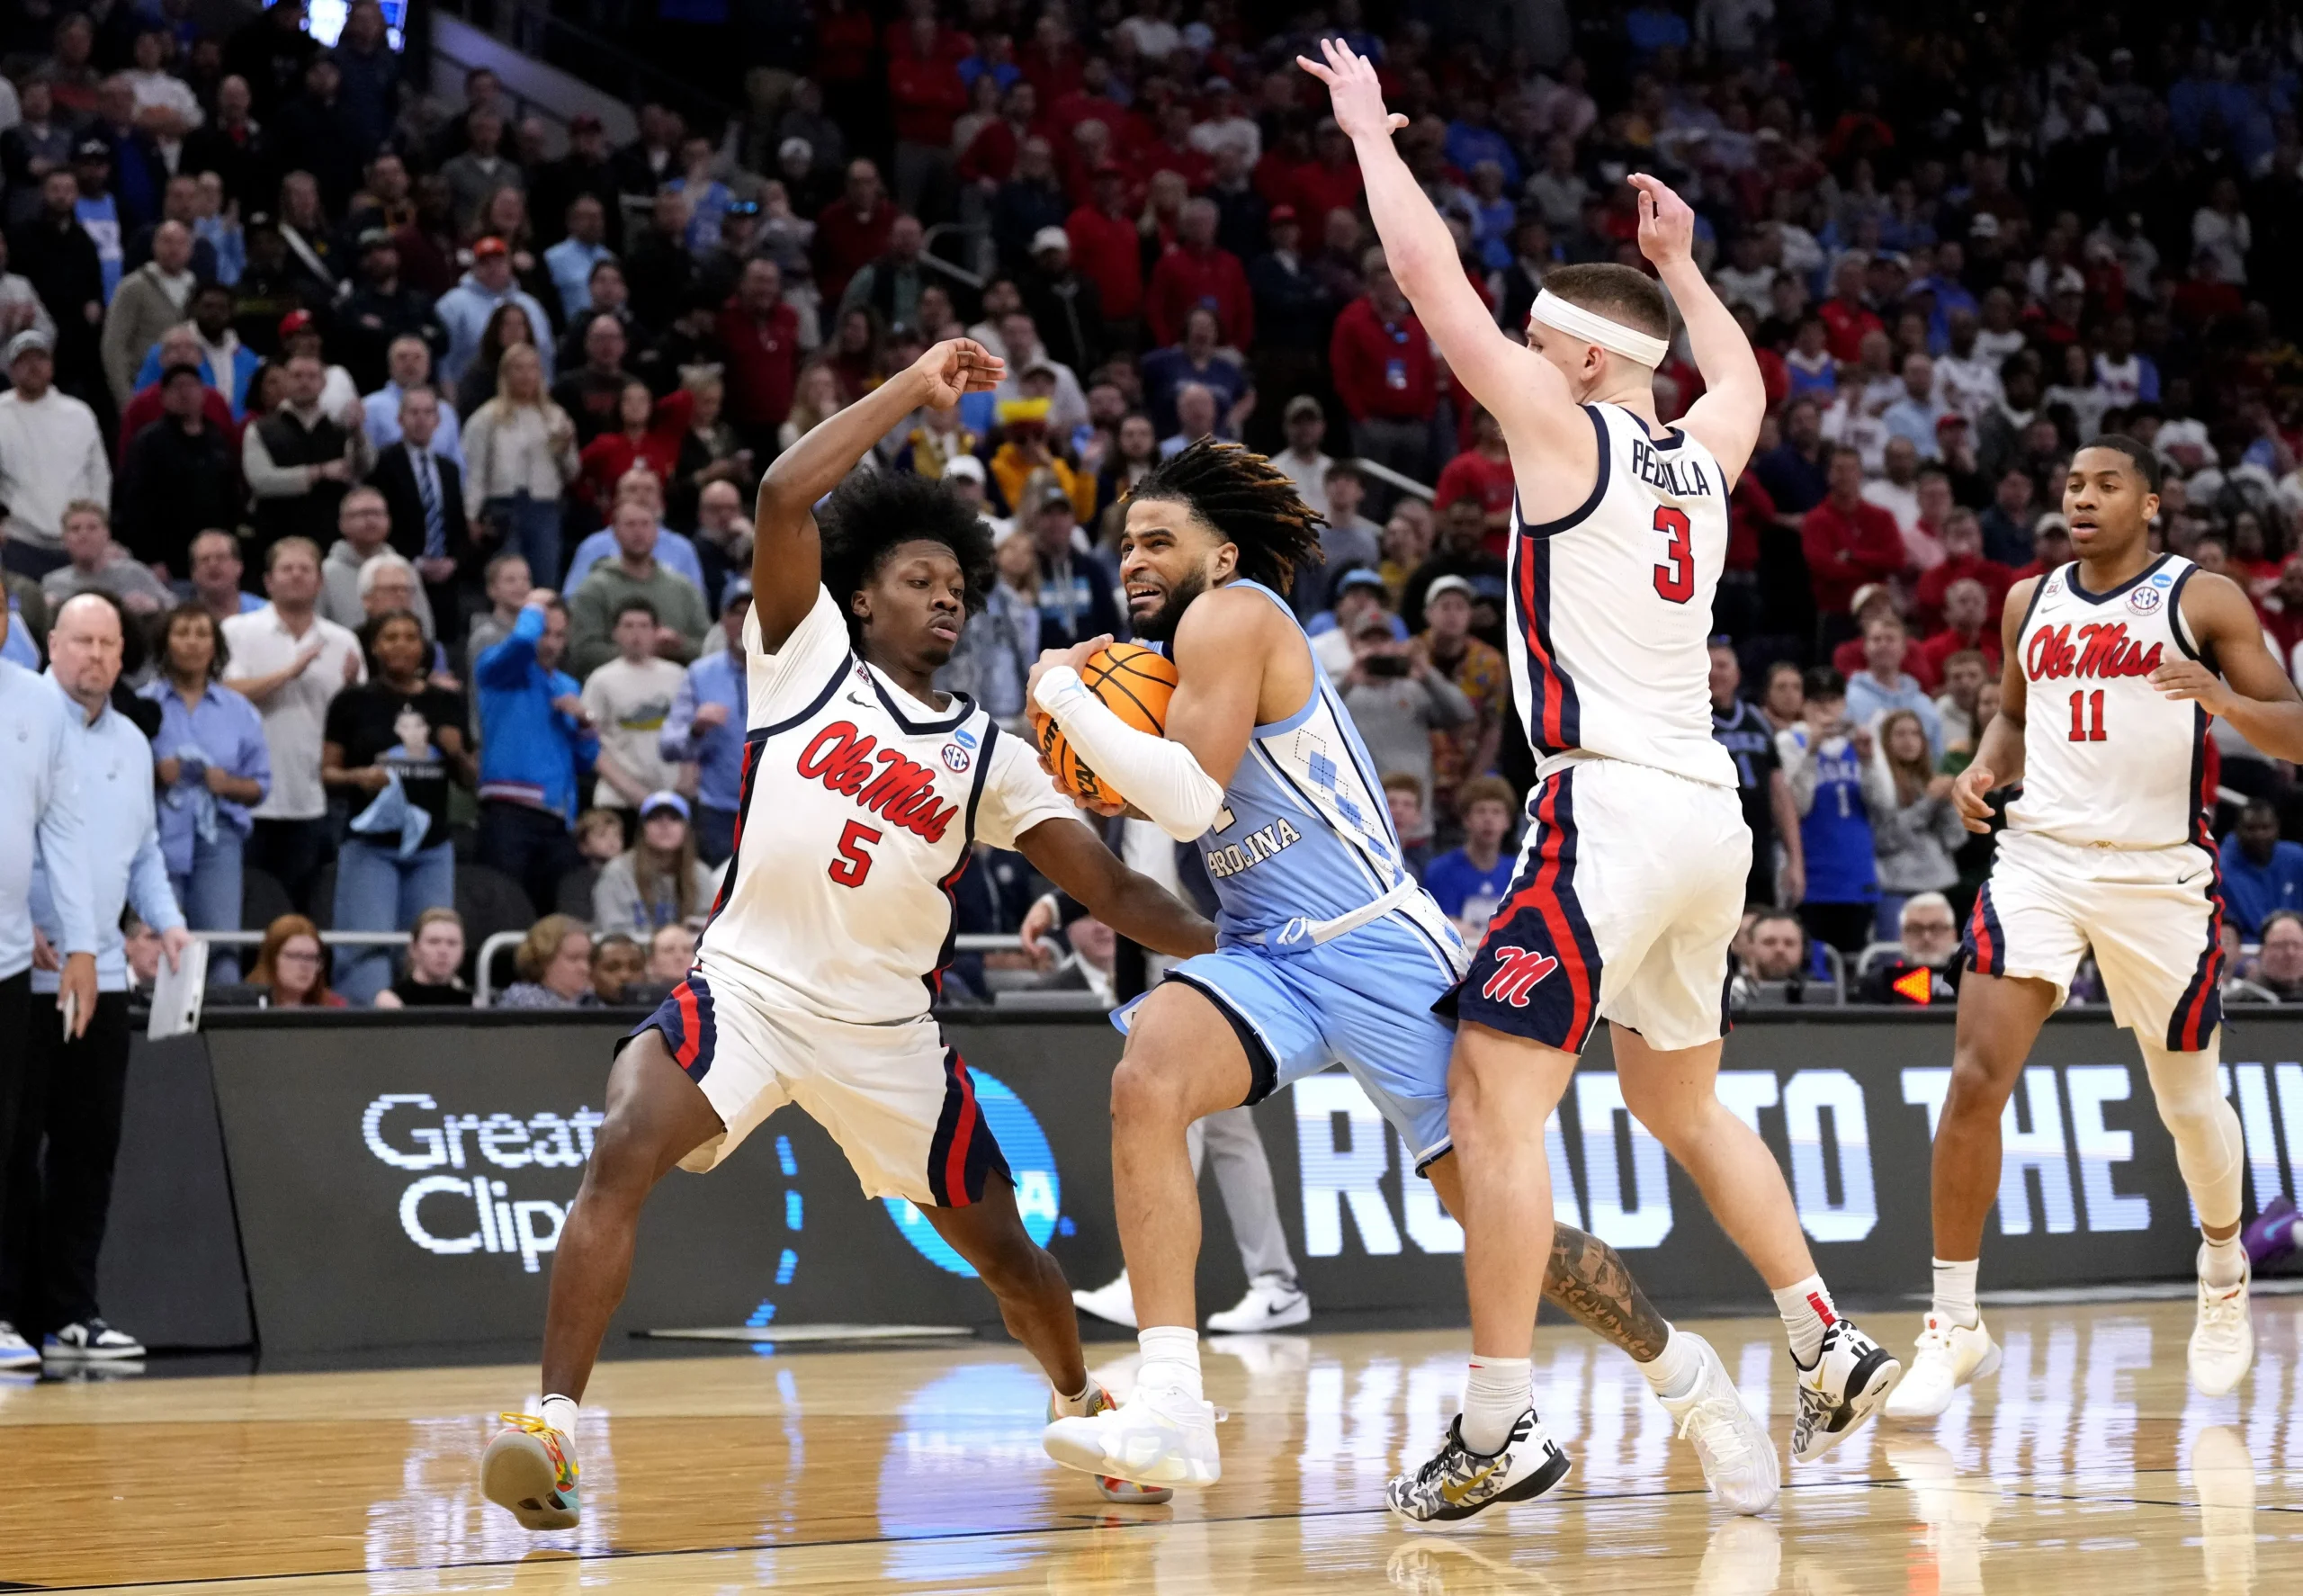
[2024,622,2164,682]
[795,722,963,843]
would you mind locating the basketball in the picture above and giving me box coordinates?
[1029,643,1178,808]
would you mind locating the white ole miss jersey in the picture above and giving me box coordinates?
[698,587,1079,1025]
[1505,402,1736,788]
[2007,553,2212,851]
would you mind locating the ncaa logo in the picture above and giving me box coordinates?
[885,1071,1062,1275]
[1481,946,1560,1007]
[941,741,971,772]
[2128,585,2164,614]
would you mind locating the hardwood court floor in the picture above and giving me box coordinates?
[2,1295,2299,1593]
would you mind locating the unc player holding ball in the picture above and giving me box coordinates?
[479,337,1219,1528]
[1295,39,1899,1512]
[1886,437,2303,1416]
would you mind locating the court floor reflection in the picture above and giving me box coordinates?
[1,1295,2298,1593]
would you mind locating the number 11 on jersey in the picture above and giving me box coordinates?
[2068,689,2106,742]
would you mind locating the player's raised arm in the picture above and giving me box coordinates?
[1954,574,2038,832]
[1295,40,1581,453]
[1635,175,1765,484]
[749,336,1003,650]
[1012,817,1218,960]
[2155,570,2303,760]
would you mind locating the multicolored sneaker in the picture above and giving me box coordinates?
[1790,1315,1900,1463]
[1384,1409,1571,1526]
[1048,1380,1176,1504]
[481,1412,580,1530]
[1044,1377,1221,1490]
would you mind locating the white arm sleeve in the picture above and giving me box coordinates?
[1032,666,1226,843]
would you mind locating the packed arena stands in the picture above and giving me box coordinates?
[1,0,2298,1009]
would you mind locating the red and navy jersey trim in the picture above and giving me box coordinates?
[1516,523,1583,756]
[1513,405,1611,539]
[621,975,721,1082]
[1961,880,2006,977]
[2166,856,2226,1053]
[1434,767,1604,1052]
[925,1047,1012,1207]
[925,718,999,1001]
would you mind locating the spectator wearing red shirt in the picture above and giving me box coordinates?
[1294,120,1367,234]
[1050,59,1152,161]
[2260,557,2303,677]
[1817,256,1884,363]
[577,383,694,513]
[715,259,801,456]
[1907,577,2003,692]
[887,15,972,218]
[958,81,1042,189]
[1912,509,2012,632]
[1143,198,1253,349]
[1331,250,1435,489]
[813,159,898,306]
[1801,444,1907,641]
[1019,12,1085,102]
[811,0,877,92]
[1141,102,1214,193]
[1067,166,1144,325]
[1253,121,1316,216]
[1433,407,1517,554]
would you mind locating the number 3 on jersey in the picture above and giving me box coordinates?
[829,820,883,886]
[1652,507,1694,604]
[2068,689,2106,743]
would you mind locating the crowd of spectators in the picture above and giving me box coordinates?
[2,0,2301,1011]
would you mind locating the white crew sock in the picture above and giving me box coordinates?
[1051,1375,1097,1418]
[1136,1325,1203,1401]
[1636,1324,1701,1402]
[1458,1356,1533,1455]
[1931,1257,1980,1328]
[539,1393,580,1445]
[1772,1275,1836,1367]
[2200,1233,2247,1290]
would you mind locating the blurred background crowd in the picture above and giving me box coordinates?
[2,0,2301,1016]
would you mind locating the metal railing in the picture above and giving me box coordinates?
[1349,457,1436,502]
[435,0,740,130]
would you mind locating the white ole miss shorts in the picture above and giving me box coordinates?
[1442,756,1748,1054]
[1963,829,2226,1052]
[619,957,1010,1208]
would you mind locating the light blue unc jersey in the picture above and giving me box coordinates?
[1117,580,1468,1170]
[1192,580,1461,973]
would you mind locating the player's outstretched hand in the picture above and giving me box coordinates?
[1629,173,1695,270]
[1952,763,1997,834]
[913,337,1005,410]
[2150,659,2236,717]
[1296,38,1407,142]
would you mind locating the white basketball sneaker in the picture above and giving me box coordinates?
[1885,1314,2002,1421]
[1385,1408,1572,1526]
[1044,1378,1221,1488]
[1047,1379,1175,1504]
[1071,1272,1138,1329]
[1656,1332,1779,1515]
[0,1322,37,1371]
[2189,1252,2254,1397]
[1789,1314,1900,1463]
[1205,1275,1310,1334]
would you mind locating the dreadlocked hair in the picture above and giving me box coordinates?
[1128,438,1328,593]
[817,469,996,644]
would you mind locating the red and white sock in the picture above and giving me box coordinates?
[1772,1276,1836,1368]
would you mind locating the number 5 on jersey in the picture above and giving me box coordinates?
[1653,507,1694,605]
[829,820,883,886]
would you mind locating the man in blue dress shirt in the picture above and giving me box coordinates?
[0,596,116,1367]
[659,582,751,866]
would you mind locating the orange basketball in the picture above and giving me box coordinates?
[1029,642,1180,808]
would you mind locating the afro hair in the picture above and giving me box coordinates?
[816,469,997,644]
[1127,439,1327,594]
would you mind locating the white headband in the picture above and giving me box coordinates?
[1528,289,1669,369]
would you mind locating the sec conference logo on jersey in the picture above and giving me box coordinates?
[2128,584,2164,614]
[883,1071,1062,1275]
[941,740,971,772]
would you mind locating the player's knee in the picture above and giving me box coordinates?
[969,1228,1051,1298]
[582,1107,672,1201]
[1943,1046,2016,1123]
[1110,1049,1198,1129]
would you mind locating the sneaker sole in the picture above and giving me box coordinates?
[1207,1298,1312,1334]
[1094,1475,1176,1504]
[1886,1341,2001,1421]
[1395,1444,1573,1529]
[2188,1330,2254,1398]
[1795,1350,1903,1463]
[1043,1422,1221,1488]
[0,1351,39,1371]
[481,1433,579,1530]
[43,1345,146,1362]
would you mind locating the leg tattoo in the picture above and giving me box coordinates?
[1540,1224,1671,1362]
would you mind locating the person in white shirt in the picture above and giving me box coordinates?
[1270,395,1334,523]
[220,537,366,912]
[123,29,203,130]
[1860,435,1924,534]
[2191,178,2251,286]
[990,310,1089,435]
[1930,309,2003,423]
[579,596,694,810]
[0,331,110,576]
